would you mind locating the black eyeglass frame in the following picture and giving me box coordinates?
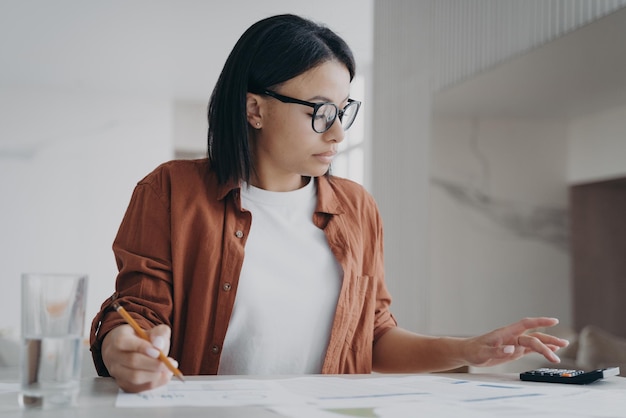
[262,90,361,134]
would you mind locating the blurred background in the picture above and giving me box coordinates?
[2,1,626,364]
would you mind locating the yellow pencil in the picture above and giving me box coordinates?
[112,302,185,382]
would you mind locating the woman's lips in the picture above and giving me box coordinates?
[314,151,336,164]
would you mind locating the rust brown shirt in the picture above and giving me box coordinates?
[89,159,397,376]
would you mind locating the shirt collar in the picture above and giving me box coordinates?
[315,176,345,216]
[216,179,239,201]
[217,175,344,216]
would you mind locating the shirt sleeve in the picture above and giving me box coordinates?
[89,173,174,376]
[371,203,398,344]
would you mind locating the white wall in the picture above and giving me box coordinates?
[422,105,626,337]
[429,117,571,335]
[568,104,626,184]
[0,87,172,337]
[173,101,208,157]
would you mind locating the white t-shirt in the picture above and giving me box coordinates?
[217,179,342,375]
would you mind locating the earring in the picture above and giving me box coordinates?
[256,122,261,128]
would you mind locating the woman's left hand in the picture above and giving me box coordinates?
[463,317,569,368]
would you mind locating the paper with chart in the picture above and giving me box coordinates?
[114,374,612,413]
[115,376,429,408]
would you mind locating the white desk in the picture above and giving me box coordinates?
[2,367,625,417]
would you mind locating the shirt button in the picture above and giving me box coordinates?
[222,283,231,291]
[211,344,220,354]
[235,230,244,238]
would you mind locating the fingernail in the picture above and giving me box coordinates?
[146,347,160,358]
[169,358,179,369]
[552,353,561,362]
[152,336,165,351]
[503,345,515,354]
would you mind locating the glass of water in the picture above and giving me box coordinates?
[20,273,88,409]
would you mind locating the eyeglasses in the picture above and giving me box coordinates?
[262,90,361,134]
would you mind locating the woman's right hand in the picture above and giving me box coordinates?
[101,323,176,393]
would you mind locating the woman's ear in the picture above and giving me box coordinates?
[246,93,263,129]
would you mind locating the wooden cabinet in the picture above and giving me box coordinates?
[570,177,626,338]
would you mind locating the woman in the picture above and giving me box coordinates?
[90,14,568,393]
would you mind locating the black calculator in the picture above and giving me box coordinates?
[520,367,620,384]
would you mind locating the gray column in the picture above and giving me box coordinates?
[372,0,433,332]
